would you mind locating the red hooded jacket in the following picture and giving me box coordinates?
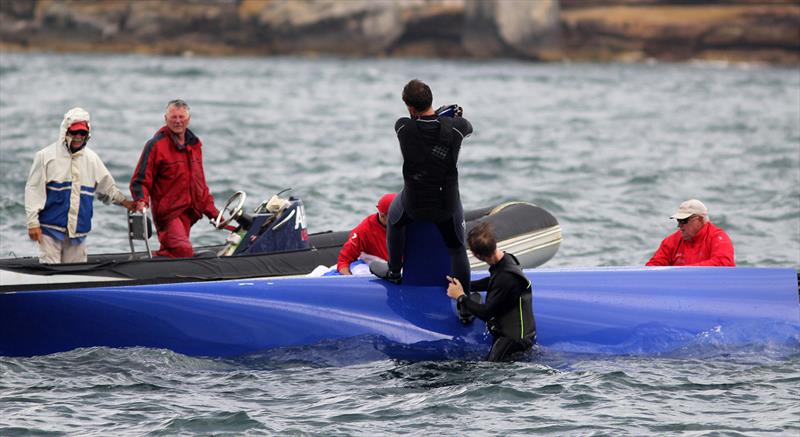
[337,214,388,272]
[646,221,735,266]
[130,127,218,227]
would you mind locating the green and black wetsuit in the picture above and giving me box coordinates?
[458,252,536,362]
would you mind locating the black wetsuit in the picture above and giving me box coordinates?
[387,114,473,291]
[459,253,536,362]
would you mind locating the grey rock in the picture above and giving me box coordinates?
[464,0,560,59]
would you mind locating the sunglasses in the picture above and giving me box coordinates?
[677,216,696,225]
[68,130,89,136]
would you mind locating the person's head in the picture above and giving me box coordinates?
[402,79,432,117]
[165,99,191,136]
[467,221,498,262]
[66,120,90,150]
[670,199,709,241]
[61,107,91,151]
[376,193,397,226]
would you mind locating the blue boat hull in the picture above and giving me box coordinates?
[1,267,797,358]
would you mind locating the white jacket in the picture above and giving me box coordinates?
[25,107,127,238]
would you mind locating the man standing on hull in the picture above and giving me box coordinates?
[375,79,473,293]
[130,99,219,258]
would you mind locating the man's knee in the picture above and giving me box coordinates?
[173,243,194,258]
[157,243,194,258]
[156,218,194,258]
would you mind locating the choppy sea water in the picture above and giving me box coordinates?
[1,53,798,435]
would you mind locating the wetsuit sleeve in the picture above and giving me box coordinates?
[646,236,674,266]
[470,275,490,292]
[24,150,46,229]
[395,117,414,143]
[452,117,473,139]
[130,139,157,206]
[395,118,409,135]
[692,230,735,267]
[462,272,518,322]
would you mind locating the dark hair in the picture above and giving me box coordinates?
[467,221,497,259]
[402,79,432,112]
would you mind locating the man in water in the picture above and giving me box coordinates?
[376,79,473,291]
[337,193,397,275]
[130,99,219,258]
[25,107,134,263]
[446,221,536,362]
[646,199,735,266]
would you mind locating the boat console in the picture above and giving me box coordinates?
[213,190,310,257]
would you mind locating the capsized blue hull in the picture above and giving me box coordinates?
[1,267,798,358]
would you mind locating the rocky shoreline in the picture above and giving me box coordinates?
[1,0,798,64]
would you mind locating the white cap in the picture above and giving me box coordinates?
[670,199,708,220]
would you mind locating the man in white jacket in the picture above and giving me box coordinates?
[25,107,134,263]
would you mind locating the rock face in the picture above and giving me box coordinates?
[243,0,406,55]
[0,0,797,64]
[559,0,800,64]
[463,0,560,59]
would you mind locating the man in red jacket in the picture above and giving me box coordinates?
[130,99,219,258]
[646,199,735,267]
[337,193,397,275]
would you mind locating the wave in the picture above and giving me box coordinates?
[547,320,800,359]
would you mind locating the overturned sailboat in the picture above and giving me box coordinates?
[1,218,797,360]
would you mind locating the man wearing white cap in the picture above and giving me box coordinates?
[646,199,735,266]
[25,107,134,263]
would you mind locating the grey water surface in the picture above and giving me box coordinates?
[1,53,798,435]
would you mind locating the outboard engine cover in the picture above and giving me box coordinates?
[234,198,310,255]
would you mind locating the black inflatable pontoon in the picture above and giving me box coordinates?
[0,200,561,292]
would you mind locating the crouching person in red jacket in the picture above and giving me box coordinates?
[337,193,397,275]
[130,99,220,258]
[647,199,735,267]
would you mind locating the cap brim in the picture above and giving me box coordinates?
[670,212,692,219]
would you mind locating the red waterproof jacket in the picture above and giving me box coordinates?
[337,214,388,272]
[646,221,735,266]
[130,127,218,227]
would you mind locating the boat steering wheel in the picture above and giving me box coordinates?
[213,191,246,229]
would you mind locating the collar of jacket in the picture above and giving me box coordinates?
[687,221,711,244]
[159,126,200,150]
[488,252,512,273]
